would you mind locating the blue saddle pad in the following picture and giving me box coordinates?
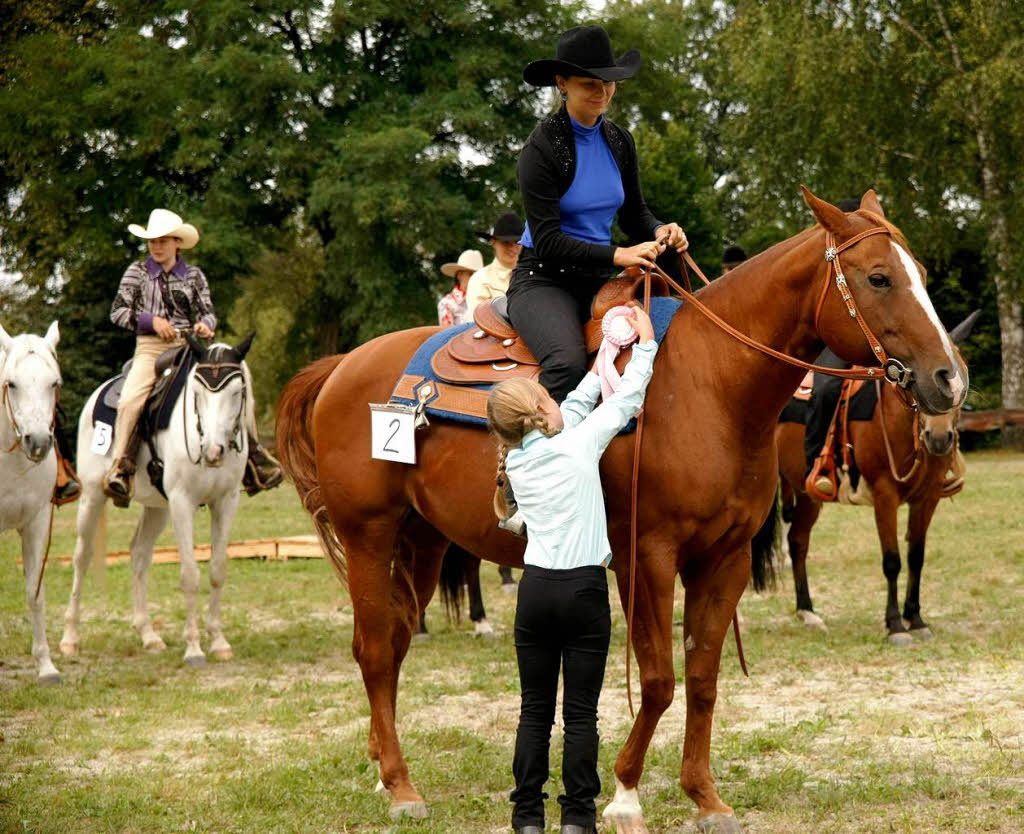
[390,297,683,428]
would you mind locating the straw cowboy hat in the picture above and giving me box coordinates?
[476,212,525,243]
[523,25,642,87]
[128,209,200,250]
[441,249,484,279]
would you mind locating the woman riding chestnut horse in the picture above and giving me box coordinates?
[279,182,967,832]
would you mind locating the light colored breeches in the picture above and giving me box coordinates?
[109,336,260,462]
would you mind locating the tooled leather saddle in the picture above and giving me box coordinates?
[388,269,671,424]
[433,269,670,386]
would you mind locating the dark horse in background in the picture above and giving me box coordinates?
[775,313,976,644]
[276,189,967,832]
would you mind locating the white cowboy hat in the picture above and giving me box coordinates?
[128,209,200,250]
[441,249,484,279]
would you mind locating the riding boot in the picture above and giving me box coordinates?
[53,451,81,505]
[560,825,596,834]
[102,426,143,509]
[243,435,284,496]
[497,480,527,539]
[514,827,543,834]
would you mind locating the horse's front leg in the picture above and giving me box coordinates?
[603,554,678,833]
[679,547,750,833]
[788,494,826,630]
[130,506,169,652]
[169,492,205,666]
[60,492,105,656]
[873,486,911,646]
[903,497,939,639]
[207,490,240,661]
[21,503,61,684]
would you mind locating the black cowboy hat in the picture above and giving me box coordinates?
[523,25,642,87]
[476,212,525,243]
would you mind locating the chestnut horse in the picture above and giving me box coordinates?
[776,315,974,643]
[276,189,967,832]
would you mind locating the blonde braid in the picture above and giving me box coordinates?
[493,444,511,520]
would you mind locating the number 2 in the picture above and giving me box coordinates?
[383,418,401,453]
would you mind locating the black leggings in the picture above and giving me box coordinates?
[804,348,850,476]
[510,565,611,830]
[506,255,611,403]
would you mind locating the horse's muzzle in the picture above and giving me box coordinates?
[22,433,52,463]
[204,444,225,467]
[923,428,955,457]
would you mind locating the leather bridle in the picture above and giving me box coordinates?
[185,360,247,464]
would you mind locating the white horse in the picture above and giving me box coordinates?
[61,334,256,666]
[0,321,63,684]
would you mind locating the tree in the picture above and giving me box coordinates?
[722,0,1023,442]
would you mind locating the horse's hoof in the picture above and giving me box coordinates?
[887,632,913,647]
[211,648,233,661]
[184,654,207,668]
[144,637,166,653]
[59,642,78,657]
[796,609,827,631]
[474,620,495,637]
[374,779,389,796]
[696,812,743,833]
[500,582,517,594]
[910,627,933,641]
[389,800,428,819]
[412,632,430,642]
[611,819,649,834]
[38,671,62,686]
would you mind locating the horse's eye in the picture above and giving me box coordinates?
[868,273,891,288]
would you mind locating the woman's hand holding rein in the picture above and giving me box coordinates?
[613,239,666,270]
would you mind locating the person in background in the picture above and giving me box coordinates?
[438,249,484,327]
[722,243,748,273]
[465,212,525,316]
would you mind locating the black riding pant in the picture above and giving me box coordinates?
[506,251,613,403]
[510,565,611,830]
[804,348,850,476]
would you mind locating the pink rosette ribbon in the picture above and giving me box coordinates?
[595,305,639,400]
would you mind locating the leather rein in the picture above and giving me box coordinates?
[624,225,914,715]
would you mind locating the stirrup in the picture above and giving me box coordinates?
[243,444,284,496]
[102,465,134,509]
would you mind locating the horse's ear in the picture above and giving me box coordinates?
[949,309,981,345]
[234,331,256,360]
[800,185,854,237]
[185,333,205,358]
[0,323,11,354]
[859,189,886,218]
[44,321,60,350]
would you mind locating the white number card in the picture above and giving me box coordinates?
[369,403,417,464]
[90,421,113,456]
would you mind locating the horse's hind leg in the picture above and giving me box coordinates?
[60,492,105,656]
[464,554,494,636]
[130,506,169,652]
[21,505,61,684]
[207,490,241,661]
[789,494,826,630]
[677,548,750,832]
[347,512,444,818]
[904,497,939,638]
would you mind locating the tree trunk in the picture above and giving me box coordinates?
[315,315,339,358]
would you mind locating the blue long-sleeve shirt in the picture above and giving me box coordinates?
[505,340,658,570]
[520,114,625,250]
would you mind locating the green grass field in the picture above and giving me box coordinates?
[1,451,1022,833]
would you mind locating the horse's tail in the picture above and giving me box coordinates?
[438,547,468,623]
[275,354,347,584]
[751,485,782,592]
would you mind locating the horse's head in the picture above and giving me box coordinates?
[919,311,978,455]
[0,321,61,463]
[185,332,254,467]
[802,187,968,415]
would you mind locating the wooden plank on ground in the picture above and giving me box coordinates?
[46,535,325,566]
